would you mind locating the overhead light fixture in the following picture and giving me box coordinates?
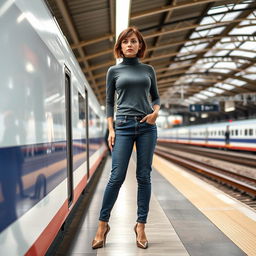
[115,0,131,41]
[115,0,131,64]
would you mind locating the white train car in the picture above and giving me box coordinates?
[228,119,256,151]
[0,0,107,255]
[206,122,226,147]
[189,125,206,146]
[176,127,190,143]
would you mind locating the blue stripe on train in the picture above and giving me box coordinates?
[0,137,104,232]
[159,137,256,143]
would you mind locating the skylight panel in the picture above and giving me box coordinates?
[214,50,230,56]
[245,65,256,73]
[208,6,228,15]
[240,41,256,51]
[209,68,231,74]
[230,50,256,58]
[193,43,208,51]
[204,50,214,57]
[178,54,197,60]
[207,87,224,94]
[195,93,208,99]
[225,78,246,87]
[201,90,216,97]
[199,62,214,69]
[221,11,241,22]
[221,37,233,43]
[189,96,199,101]
[190,32,200,39]
[178,47,190,54]
[182,78,193,83]
[207,26,226,36]
[243,74,256,80]
[193,78,206,83]
[169,61,191,69]
[217,42,236,49]
[214,61,237,69]
[229,25,256,35]
[197,29,210,37]
[215,83,235,90]
[185,99,196,104]
[233,3,249,10]
[200,16,215,25]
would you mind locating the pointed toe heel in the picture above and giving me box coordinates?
[92,239,104,249]
[92,224,110,249]
[134,224,148,249]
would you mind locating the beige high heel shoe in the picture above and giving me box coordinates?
[92,224,110,249]
[134,223,148,249]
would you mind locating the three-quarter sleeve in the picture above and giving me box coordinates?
[106,67,116,118]
[149,66,160,107]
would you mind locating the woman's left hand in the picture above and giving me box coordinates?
[140,112,158,125]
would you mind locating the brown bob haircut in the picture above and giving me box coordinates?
[114,26,147,59]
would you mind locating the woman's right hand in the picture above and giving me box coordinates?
[108,129,115,151]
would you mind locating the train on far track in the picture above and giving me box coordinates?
[158,118,256,152]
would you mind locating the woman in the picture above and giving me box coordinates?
[92,26,160,249]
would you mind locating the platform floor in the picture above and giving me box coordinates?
[64,152,251,255]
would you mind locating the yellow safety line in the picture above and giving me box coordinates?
[152,154,256,256]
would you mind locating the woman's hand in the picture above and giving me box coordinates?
[140,112,158,125]
[108,129,115,151]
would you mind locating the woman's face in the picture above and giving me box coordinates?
[121,33,141,58]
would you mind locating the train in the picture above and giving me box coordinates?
[158,119,256,151]
[0,0,107,255]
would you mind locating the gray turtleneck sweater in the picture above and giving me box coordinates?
[106,57,160,118]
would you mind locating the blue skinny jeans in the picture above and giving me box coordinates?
[99,115,157,223]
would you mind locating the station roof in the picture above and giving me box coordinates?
[46,0,256,121]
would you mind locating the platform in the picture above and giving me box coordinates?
[61,152,254,255]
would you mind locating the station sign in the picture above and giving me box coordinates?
[189,104,219,112]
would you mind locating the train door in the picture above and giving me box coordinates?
[64,67,73,206]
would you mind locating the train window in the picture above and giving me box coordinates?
[78,92,86,120]
[245,129,248,136]
[249,129,253,136]
[235,129,238,136]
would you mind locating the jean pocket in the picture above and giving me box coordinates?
[145,121,156,126]
[115,119,126,127]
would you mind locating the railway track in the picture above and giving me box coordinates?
[155,146,256,209]
[157,142,256,168]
